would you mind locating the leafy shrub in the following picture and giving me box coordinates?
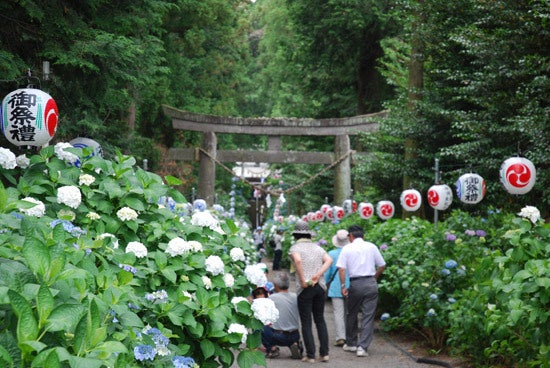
[0,145,265,368]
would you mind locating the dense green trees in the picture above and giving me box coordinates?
[1,0,547,216]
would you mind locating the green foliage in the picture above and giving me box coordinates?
[0,145,265,368]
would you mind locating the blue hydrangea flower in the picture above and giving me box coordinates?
[445,259,458,269]
[145,328,169,347]
[119,263,137,274]
[134,344,156,361]
[441,268,451,276]
[429,293,438,300]
[427,308,437,317]
[380,313,390,321]
[172,356,196,368]
[448,297,456,304]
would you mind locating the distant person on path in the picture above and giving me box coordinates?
[336,224,386,358]
[324,229,350,347]
[289,220,332,363]
[254,227,265,262]
[262,271,303,359]
[272,229,284,270]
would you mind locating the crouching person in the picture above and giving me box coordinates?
[262,271,302,359]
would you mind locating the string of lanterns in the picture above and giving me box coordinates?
[297,156,537,222]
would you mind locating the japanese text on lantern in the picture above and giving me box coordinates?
[6,90,38,142]
[464,176,480,203]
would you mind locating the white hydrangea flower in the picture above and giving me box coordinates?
[191,210,219,230]
[54,142,79,164]
[0,147,17,169]
[78,173,95,186]
[205,255,225,276]
[227,323,248,343]
[156,346,171,356]
[188,240,203,252]
[202,275,212,290]
[117,207,138,221]
[230,247,245,262]
[98,233,119,249]
[20,197,46,217]
[16,154,30,169]
[182,290,195,300]
[251,297,279,325]
[244,264,267,287]
[223,273,235,288]
[518,206,541,224]
[231,297,249,306]
[165,237,193,256]
[57,185,82,209]
[86,212,100,220]
[125,241,147,258]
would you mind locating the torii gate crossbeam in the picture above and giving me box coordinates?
[162,105,386,205]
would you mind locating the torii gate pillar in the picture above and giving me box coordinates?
[334,135,351,204]
[198,132,216,205]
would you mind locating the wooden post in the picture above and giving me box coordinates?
[198,132,217,205]
[334,135,351,205]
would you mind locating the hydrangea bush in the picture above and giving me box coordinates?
[0,145,267,368]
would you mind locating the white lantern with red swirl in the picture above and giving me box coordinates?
[427,184,453,210]
[307,212,316,222]
[1,88,58,147]
[400,189,422,212]
[320,204,331,220]
[376,200,395,220]
[333,206,345,220]
[456,173,486,204]
[315,210,324,221]
[358,202,374,220]
[325,207,334,221]
[499,157,536,195]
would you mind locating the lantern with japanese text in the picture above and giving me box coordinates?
[427,184,453,210]
[456,173,486,204]
[333,206,345,220]
[1,88,58,147]
[376,200,395,220]
[69,137,104,158]
[358,202,374,220]
[400,189,422,212]
[499,157,536,195]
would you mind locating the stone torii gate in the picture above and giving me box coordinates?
[162,105,386,205]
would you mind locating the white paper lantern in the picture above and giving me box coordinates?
[499,157,536,195]
[315,210,324,221]
[2,88,58,147]
[307,212,316,222]
[342,199,353,214]
[427,184,453,210]
[333,206,345,220]
[456,173,486,204]
[376,200,395,220]
[400,189,422,212]
[325,207,334,221]
[358,202,374,220]
[69,137,104,158]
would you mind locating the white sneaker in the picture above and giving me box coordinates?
[356,346,368,357]
[342,344,357,352]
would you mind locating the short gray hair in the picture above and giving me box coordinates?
[272,271,290,290]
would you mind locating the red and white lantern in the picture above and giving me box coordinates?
[333,206,345,220]
[427,184,453,210]
[456,173,486,204]
[400,189,422,212]
[376,200,395,220]
[315,210,324,221]
[325,207,334,221]
[499,157,536,195]
[320,204,331,219]
[307,212,316,222]
[1,88,58,147]
[358,202,374,220]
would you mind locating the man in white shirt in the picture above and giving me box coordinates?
[336,224,386,357]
